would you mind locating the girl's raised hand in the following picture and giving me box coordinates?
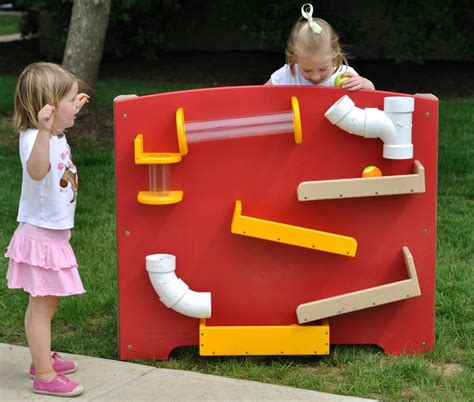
[38,104,55,134]
[76,93,90,112]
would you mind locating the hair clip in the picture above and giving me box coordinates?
[301,3,322,34]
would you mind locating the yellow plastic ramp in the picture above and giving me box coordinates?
[231,200,357,257]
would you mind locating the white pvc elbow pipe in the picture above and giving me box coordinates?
[324,95,415,159]
[146,254,211,318]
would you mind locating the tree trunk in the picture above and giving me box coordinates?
[62,0,111,91]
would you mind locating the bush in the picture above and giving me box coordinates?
[383,0,474,63]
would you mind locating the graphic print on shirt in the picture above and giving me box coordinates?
[58,146,80,203]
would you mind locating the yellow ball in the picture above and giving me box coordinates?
[334,74,349,87]
[362,166,383,178]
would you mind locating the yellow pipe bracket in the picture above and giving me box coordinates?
[134,134,185,205]
[176,108,188,155]
[291,96,303,144]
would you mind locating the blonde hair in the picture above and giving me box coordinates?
[286,17,349,76]
[13,62,82,132]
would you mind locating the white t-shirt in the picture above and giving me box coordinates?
[17,128,78,229]
[270,64,357,86]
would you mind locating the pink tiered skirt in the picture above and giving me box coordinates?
[5,223,85,297]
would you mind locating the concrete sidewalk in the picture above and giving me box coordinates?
[0,343,375,401]
[0,33,21,42]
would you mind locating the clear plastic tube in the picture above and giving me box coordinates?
[185,112,294,143]
[149,164,170,195]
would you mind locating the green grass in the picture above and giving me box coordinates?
[93,79,201,110]
[0,77,472,400]
[0,76,201,115]
[0,14,21,36]
[0,76,16,115]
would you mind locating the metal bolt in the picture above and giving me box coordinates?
[122,113,128,118]
[124,230,130,236]
[423,228,429,234]
[127,344,132,350]
[425,112,430,117]
[421,341,427,346]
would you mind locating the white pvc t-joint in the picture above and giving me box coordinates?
[324,95,415,160]
[146,254,211,318]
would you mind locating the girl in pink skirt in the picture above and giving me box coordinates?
[5,62,89,397]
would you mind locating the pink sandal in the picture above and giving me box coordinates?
[33,373,84,397]
[29,352,78,378]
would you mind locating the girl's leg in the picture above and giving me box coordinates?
[24,295,59,381]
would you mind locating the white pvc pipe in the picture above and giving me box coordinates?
[383,97,415,159]
[324,95,414,160]
[146,254,211,318]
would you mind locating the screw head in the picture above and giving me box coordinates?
[127,344,133,350]
[125,230,130,236]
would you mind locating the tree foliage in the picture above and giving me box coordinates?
[17,0,474,63]
[383,0,474,63]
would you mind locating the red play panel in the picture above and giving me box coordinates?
[114,86,438,360]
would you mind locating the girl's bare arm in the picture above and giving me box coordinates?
[26,105,54,181]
